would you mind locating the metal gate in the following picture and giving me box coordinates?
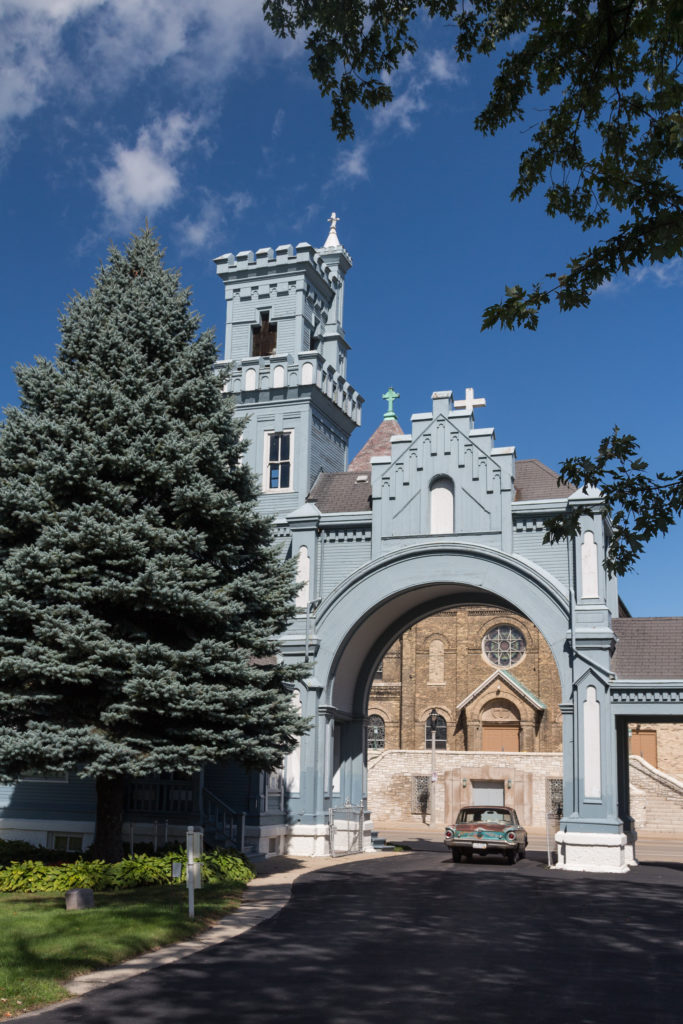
[545,777,563,866]
[329,803,364,857]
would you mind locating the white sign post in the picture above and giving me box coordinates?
[186,826,203,920]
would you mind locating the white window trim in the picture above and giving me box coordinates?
[48,831,84,852]
[263,428,295,493]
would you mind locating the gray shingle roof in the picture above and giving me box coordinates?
[514,459,575,501]
[307,472,372,513]
[612,618,683,679]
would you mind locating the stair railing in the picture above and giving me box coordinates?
[200,786,246,853]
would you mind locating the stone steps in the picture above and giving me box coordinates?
[630,756,683,833]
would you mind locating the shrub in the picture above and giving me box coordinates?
[0,848,254,893]
[0,839,86,866]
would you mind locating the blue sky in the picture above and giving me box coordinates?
[1,2,681,615]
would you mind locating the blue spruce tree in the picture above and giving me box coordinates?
[0,231,306,860]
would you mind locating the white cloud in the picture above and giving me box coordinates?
[272,108,285,138]
[0,1,291,143]
[371,85,428,133]
[336,143,370,181]
[96,112,200,225]
[599,258,683,294]
[425,49,465,85]
[331,47,465,184]
[630,260,683,287]
[175,189,254,252]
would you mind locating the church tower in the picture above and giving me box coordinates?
[214,214,363,516]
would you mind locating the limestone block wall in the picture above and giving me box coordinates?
[629,756,683,834]
[652,723,683,779]
[368,749,563,829]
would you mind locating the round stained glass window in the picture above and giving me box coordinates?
[482,625,526,667]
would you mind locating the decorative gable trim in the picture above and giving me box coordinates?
[456,669,547,713]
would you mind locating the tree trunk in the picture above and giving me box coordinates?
[93,776,127,862]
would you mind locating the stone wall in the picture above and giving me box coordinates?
[368,749,563,829]
[629,756,683,834]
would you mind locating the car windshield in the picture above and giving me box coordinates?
[457,808,513,825]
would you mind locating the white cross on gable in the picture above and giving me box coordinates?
[453,387,486,416]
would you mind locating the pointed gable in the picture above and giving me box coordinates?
[456,669,547,713]
[369,390,515,554]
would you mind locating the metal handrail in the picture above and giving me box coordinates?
[201,786,246,853]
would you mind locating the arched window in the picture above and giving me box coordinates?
[430,477,454,534]
[272,365,285,388]
[428,639,445,684]
[367,714,385,750]
[424,714,447,750]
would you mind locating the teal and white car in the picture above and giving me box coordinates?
[444,806,528,864]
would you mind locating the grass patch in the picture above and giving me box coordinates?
[0,881,245,1015]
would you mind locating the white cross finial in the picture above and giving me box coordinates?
[453,387,486,416]
[323,211,341,248]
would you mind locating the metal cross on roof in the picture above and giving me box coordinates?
[323,211,341,248]
[453,387,486,416]
[382,385,400,420]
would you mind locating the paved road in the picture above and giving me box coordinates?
[35,847,683,1024]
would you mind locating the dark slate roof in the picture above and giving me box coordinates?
[514,459,575,501]
[348,418,404,473]
[308,472,372,513]
[612,618,683,679]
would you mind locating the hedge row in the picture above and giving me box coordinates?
[0,848,255,893]
[0,839,84,866]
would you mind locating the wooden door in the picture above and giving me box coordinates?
[629,729,657,767]
[482,723,520,752]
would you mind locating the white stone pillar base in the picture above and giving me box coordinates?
[553,830,631,873]
[283,823,331,857]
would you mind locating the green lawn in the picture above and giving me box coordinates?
[0,881,245,1015]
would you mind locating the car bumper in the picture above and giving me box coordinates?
[444,838,518,852]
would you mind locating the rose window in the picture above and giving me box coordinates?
[482,625,526,667]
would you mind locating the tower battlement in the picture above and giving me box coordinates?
[214,240,351,289]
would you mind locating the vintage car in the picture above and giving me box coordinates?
[444,805,528,864]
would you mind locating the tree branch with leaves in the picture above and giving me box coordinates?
[264,0,683,570]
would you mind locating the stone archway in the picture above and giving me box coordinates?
[298,542,573,820]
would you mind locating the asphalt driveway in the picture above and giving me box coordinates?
[32,846,683,1024]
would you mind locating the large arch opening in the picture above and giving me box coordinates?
[310,543,571,830]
